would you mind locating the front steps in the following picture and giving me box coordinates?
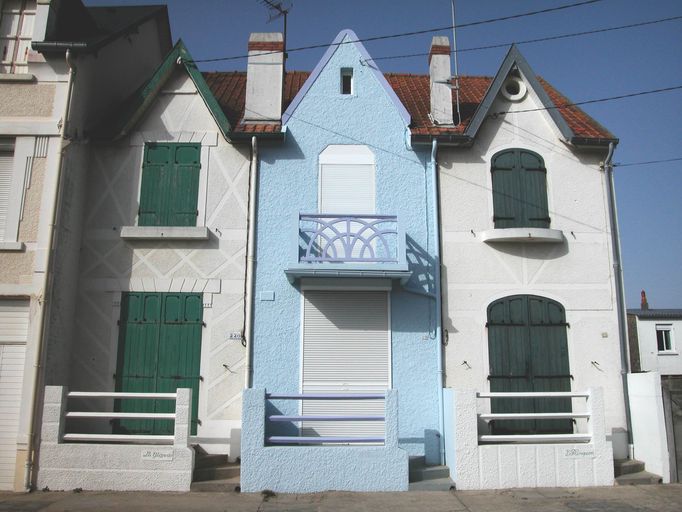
[408,456,454,491]
[190,450,240,492]
[614,458,663,485]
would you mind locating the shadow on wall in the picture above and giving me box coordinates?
[488,239,569,261]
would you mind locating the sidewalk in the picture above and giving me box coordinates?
[1,484,681,511]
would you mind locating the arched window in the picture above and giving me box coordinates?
[491,149,549,229]
[487,295,571,434]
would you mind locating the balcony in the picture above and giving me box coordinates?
[285,213,411,283]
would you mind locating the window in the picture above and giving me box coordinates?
[340,68,353,95]
[0,0,36,74]
[657,324,674,352]
[491,148,549,229]
[0,138,15,242]
[138,142,200,227]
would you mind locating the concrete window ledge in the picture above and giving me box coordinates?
[481,228,564,244]
[0,241,25,251]
[0,73,35,82]
[120,226,209,241]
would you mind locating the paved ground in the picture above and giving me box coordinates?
[1,485,681,511]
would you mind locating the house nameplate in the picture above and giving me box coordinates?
[564,446,595,459]
[141,447,174,462]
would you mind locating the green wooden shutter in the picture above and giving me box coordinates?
[488,295,571,435]
[139,143,200,227]
[491,149,549,229]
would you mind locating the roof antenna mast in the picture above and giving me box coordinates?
[450,0,462,126]
[260,0,292,70]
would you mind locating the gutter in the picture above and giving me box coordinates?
[602,141,634,458]
[430,139,446,465]
[24,49,77,491]
[243,136,259,388]
[229,130,286,143]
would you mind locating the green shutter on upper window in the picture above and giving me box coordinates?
[491,149,549,229]
[139,143,200,227]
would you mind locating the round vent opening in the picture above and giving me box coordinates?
[501,77,527,101]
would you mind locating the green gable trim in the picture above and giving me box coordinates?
[104,39,231,141]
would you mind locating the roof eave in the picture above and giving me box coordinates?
[410,133,473,147]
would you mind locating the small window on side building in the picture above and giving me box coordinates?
[340,68,353,95]
[0,0,37,74]
[656,324,674,352]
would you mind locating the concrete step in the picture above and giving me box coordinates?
[193,463,241,482]
[409,465,450,482]
[194,453,230,469]
[190,477,241,492]
[614,458,645,477]
[408,477,455,492]
[615,471,663,485]
[409,455,426,469]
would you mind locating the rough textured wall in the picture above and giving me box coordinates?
[0,251,34,284]
[70,72,249,454]
[0,84,55,117]
[18,157,45,242]
[253,35,441,462]
[439,81,627,455]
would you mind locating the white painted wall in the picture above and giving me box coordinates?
[438,75,628,459]
[634,317,682,375]
[627,372,670,482]
[69,70,250,458]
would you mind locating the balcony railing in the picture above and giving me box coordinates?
[298,213,401,264]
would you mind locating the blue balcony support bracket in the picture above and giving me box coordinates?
[286,213,412,283]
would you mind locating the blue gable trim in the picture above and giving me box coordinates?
[465,45,574,142]
[282,29,411,127]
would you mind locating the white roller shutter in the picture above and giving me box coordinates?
[301,290,389,439]
[319,163,375,214]
[0,150,14,242]
[0,299,29,491]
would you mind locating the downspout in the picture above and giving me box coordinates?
[602,141,634,459]
[243,135,258,388]
[431,138,445,465]
[24,48,77,491]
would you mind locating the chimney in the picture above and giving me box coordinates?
[244,33,284,122]
[429,36,453,126]
[641,290,649,310]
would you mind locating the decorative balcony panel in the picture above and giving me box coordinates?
[285,213,411,283]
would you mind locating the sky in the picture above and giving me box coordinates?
[86,0,682,309]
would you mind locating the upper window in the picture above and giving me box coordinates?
[491,148,549,229]
[138,142,201,227]
[0,137,15,241]
[319,145,374,214]
[656,324,674,353]
[0,0,36,74]
[340,68,353,95]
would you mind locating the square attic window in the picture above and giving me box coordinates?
[341,68,353,95]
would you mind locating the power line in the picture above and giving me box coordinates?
[365,15,682,63]
[191,0,603,64]
[615,157,682,168]
[490,84,682,117]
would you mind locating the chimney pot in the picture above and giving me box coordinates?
[640,290,649,310]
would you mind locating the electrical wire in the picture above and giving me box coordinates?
[614,157,682,168]
[364,15,682,62]
[190,0,604,63]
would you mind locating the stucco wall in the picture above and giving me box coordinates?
[66,71,249,456]
[439,81,627,457]
[0,83,56,117]
[634,317,682,375]
[252,35,441,463]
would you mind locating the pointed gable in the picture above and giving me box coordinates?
[282,29,410,127]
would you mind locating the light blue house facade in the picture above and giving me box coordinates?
[241,30,443,492]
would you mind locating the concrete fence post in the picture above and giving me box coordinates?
[454,389,480,489]
[173,388,192,447]
[41,386,68,444]
[385,390,399,449]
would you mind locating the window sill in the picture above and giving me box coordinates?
[120,226,209,241]
[657,351,678,356]
[481,228,564,244]
[0,73,35,83]
[0,241,25,251]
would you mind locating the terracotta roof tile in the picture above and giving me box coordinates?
[202,70,613,140]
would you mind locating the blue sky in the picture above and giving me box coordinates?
[86,0,682,308]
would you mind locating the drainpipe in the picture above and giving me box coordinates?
[243,136,258,388]
[602,141,634,459]
[430,138,445,465]
[24,49,77,491]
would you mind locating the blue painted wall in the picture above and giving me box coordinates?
[252,32,441,463]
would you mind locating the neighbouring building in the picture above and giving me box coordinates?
[0,0,170,491]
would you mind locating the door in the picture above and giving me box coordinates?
[487,295,572,434]
[301,290,390,439]
[115,292,202,435]
[0,299,29,491]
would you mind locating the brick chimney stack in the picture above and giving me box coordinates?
[641,290,649,310]
[429,36,454,126]
[244,33,284,122]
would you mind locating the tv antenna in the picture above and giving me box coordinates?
[450,0,462,125]
[260,0,292,67]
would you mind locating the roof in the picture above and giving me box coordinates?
[627,309,682,320]
[32,2,170,53]
[200,70,615,143]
